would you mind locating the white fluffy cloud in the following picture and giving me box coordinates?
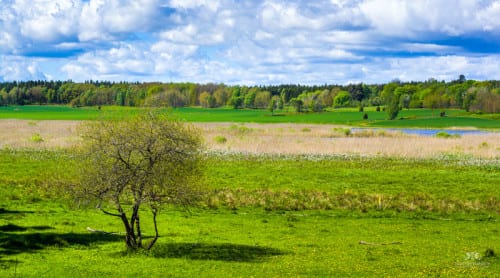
[359,0,491,37]
[0,56,49,81]
[1,0,499,84]
[79,0,163,41]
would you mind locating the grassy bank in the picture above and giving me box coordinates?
[0,149,498,276]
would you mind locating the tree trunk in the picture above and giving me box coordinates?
[145,208,159,250]
[120,212,137,249]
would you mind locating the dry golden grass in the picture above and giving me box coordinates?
[200,123,500,159]
[1,120,499,158]
[0,120,80,149]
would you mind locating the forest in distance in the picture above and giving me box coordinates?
[0,75,499,115]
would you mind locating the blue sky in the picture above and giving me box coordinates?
[1,0,499,85]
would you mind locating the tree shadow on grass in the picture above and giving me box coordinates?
[0,223,53,232]
[0,223,122,270]
[0,229,122,257]
[0,208,33,215]
[150,242,285,262]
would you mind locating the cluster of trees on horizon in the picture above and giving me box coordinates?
[0,75,499,116]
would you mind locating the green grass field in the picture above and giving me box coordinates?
[0,150,498,277]
[1,105,499,128]
[0,106,498,276]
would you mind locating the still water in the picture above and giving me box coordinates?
[351,128,493,136]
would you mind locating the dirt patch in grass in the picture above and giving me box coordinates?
[1,120,499,158]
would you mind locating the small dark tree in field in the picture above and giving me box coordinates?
[77,110,204,250]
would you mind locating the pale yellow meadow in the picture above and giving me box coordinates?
[1,120,499,159]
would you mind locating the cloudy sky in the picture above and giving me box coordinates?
[0,0,499,85]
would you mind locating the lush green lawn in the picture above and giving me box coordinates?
[0,105,138,120]
[1,205,498,277]
[1,105,498,128]
[0,150,498,277]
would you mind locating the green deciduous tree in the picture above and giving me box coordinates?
[254,90,271,109]
[289,98,303,112]
[199,91,216,108]
[77,110,204,250]
[381,82,400,120]
[229,87,244,109]
[333,91,351,108]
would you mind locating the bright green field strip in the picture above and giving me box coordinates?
[172,107,385,124]
[1,105,498,128]
[0,105,99,120]
[206,155,499,201]
[0,105,139,120]
[373,116,500,129]
[1,150,498,203]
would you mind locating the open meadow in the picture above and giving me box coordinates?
[0,119,499,158]
[0,106,499,277]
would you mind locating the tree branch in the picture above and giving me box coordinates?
[96,204,122,217]
[145,208,159,250]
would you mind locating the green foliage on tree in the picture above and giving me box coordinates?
[1,75,499,114]
[254,91,271,109]
[297,91,324,112]
[213,88,229,107]
[76,110,204,250]
[289,98,303,112]
[229,87,243,109]
[199,92,216,108]
[333,91,351,108]
[244,89,257,108]
[382,83,401,120]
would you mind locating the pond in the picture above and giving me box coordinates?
[351,128,495,137]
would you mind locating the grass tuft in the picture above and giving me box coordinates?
[214,135,227,144]
[435,131,461,138]
[30,133,44,143]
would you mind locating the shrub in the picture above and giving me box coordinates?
[331,127,351,137]
[30,133,44,143]
[484,248,496,258]
[363,113,368,120]
[214,136,227,144]
[229,124,252,134]
[435,131,461,139]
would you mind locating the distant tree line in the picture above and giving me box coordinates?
[0,75,499,114]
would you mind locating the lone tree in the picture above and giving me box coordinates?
[77,110,204,250]
[381,82,401,120]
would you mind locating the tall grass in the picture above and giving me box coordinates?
[2,120,499,158]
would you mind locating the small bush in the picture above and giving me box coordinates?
[229,124,252,134]
[439,111,446,117]
[30,133,44,143]
[332,128,351,137]
[435,131,461,139]
[214,136,227,144]
[363,113,368,120]
[376,106,381,112]
[484,248,496,258]
[359,106,364,112]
